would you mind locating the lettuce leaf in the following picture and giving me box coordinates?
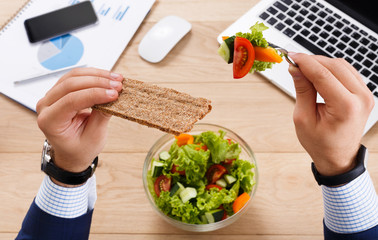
[249,60,274,73]
[196,180,240,212]
[230,159,255,193]
[198,130,241,164]
[156,191,202,224]
[235,22,269,48]
[172,143,210,186]
[223,180,240,216]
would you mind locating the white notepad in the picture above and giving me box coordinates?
[0,0,155,111]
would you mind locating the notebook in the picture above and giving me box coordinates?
[218,0,378,134]
[0,0,155,111]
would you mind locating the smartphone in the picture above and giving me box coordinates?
[24,1,98,43]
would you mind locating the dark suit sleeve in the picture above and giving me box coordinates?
[16,200,93,240]
[324,221,378,240]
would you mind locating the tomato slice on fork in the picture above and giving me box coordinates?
[233,37,255,79]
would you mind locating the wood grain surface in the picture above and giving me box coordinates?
[0,0,377,239]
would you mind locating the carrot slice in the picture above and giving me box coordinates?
[232,192,250,213]
[254,46,283,63]
[175,134,194,146]
[222,36,229,41]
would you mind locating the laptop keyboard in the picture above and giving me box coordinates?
[259,0,378,98]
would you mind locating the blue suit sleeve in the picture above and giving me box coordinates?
[324,221,378,240]
[16,200,93,240]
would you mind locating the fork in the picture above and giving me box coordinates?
[267,42,298,67]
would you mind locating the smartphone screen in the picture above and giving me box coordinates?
[24,1,97,43]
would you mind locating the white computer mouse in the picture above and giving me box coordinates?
[138,16,192,63]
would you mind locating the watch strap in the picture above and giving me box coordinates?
[312,144,366,186]
[44,156,98,185]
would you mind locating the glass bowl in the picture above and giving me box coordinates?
[142,123,258,232]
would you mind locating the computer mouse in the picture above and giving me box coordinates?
[138,16,192,63]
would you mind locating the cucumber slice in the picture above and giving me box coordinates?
[179,187,197,203]
[218,41,230,63]
[170,182,185,197]
[159,151,170,161]
[200,214,208,224]
[205,209,224,223]
[224,36,235,63]
[151,161,164,177]
[224,174,236,185]
[217,36,235,64]
[205,212,214,224]
[216,179,227,188]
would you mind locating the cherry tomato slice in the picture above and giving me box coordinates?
[233,37,255,79]
[154,175,171,197]
[171,164,185,175]
[206,184,223,191]
[206,164,227,184]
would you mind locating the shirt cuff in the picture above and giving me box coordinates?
[35,174,97,219]
[322,170,378,234]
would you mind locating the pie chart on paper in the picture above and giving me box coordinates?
[37,34,84,70]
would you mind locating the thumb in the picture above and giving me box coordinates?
[288,64,317,124]
[82,109,112,143]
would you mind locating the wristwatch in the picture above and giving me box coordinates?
[311,144,367,187]
[41,139,98,185]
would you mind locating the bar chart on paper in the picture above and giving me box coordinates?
[70,0,130,21]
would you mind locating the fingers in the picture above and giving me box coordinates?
[37,68,123,114]
[55,67,123,87]
[288,65,317,126]
[312,56,367,94]
[39,87,119,129]
[39,75,122,111]
[289,53,351,105]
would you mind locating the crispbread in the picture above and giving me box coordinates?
[93,78,212,135]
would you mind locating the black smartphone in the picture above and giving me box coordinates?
[24,1,98,43]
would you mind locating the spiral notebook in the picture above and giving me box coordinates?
[0,0,155,111]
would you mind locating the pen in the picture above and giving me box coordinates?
[14,64,87,84]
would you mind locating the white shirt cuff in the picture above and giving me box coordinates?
[35,174,97,219]
[322,170,378,233]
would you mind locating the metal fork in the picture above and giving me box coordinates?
[267,42,298,67]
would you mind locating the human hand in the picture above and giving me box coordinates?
[36,68,123,181]
[288,53,374,176]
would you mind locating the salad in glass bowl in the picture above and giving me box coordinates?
[143,123,258,232]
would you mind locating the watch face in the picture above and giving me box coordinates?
[41,140,51,171]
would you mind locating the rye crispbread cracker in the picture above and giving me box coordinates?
[93,78,212,135]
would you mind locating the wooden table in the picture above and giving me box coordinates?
[1,0,377,239]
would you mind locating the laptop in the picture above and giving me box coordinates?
[218,0,378,134]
